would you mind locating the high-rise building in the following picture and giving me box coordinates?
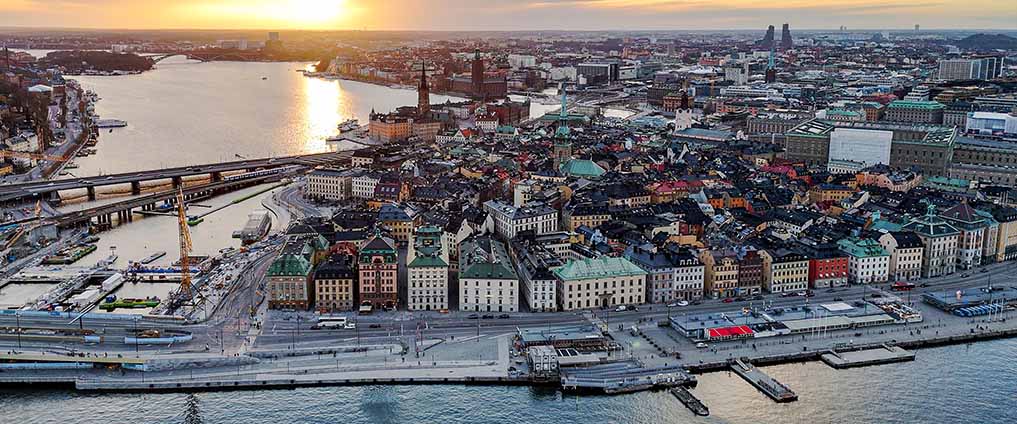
[939,57,1005,81]
[780,23,793,50]
[471,49,484,98]
[759,25,776,49]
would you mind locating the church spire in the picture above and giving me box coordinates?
[417,61,430,116]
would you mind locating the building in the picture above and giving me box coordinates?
[484,200,558,241]
[448,49,508,99]
[883,101,945,124]
[313,254,356,312]
[459,236,519,312]
[940,202,988,270]
[965,112,1017,137]
[554,256,647,311]
[351,172,382,199]
[407,226,450,311]
[938,57,1005,81]
[358,233,399,310]
[515,244,564,312]
[267,250,313,310]
[305,168,354,201]
[700,249,739,299]
[378,203,414,245]
[563,203,611,232]
[798,238,849,289]
[837,237,890,284]
[878,231,924,282]
[760,249,810,294]
[902,204,959,278]
[624,245,704,304]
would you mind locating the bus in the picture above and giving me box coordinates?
[892,281,915,291]
[314,315,348,329]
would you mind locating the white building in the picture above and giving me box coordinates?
[515,244,563,312]
[459,236,519,313]
[483,200,558,241]
[838,238,890,284]
[305,168,353,201]
[553,256,647,311]
[878,231,924,282]
[407,226,450,311]
[351,172,382,199]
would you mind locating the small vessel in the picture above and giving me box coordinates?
[262,76,268,80]
[95,119,127,128]
[139,251,167,264]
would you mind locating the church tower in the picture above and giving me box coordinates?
[417,61,430,117]
[765,47,777,83]
[672,78,695,134]
[471,49,484,99]
[553,84,573,170]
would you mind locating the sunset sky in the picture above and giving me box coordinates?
[1,0,1015,31]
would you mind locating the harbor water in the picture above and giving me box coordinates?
[0,338,1013,423]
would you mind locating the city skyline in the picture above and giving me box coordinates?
[1,0,1016,31]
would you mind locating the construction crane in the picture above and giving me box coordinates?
[175,188,193,297]
[2,200,43,250]
[0,150,70,162]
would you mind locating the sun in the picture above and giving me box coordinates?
[283,0,347,25]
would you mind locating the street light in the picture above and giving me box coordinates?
[15,311,22,349]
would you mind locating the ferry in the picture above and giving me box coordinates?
[95,119,127,128]
[337,119,360,133]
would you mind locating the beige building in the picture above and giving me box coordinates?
[312,254,356,312]
[878,231,924,282]
[760,249,810,294]
[553,256,647,311]
[700,250,739,298]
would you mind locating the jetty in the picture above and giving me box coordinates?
[729,358,798,402]
[821,344,916,369]
[670,386,709,416]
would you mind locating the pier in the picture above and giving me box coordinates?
[729,358,798,403]
[821,344,916,369]
[559,361,695,394]
[670,386,709,416]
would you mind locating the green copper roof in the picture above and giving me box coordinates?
[888,100,945,110]
[553,257,647,281]
[461,261,516,280]
[267,254,312,277]
[560,158,606,178]
[408,255,448,268]
[836,237,889,258]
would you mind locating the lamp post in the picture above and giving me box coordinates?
[15,311,22,349]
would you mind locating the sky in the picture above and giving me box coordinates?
[1,0,1015,31]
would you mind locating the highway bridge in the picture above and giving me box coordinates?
[0,152,351,206]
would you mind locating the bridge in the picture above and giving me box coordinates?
[146,51,264,63]
[0,152,351,206]
[53,172,285,229]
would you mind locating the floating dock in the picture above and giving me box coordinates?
[821,344,916,369]
[560,360,695,394]
[729,358,797,402]
[671,386,709,416]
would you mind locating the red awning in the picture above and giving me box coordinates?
[707,325,754,339]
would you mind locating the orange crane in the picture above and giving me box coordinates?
[175,188,193,297]
[0,150,70,162]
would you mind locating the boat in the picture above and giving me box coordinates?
[337,119,360,133]
[99,296,160,312]
[139,251,167,264]
[671,386,709,416]
[232,210,271,245]
[42,244,97,265]
[261,76,268,80]
[95,119,127,128]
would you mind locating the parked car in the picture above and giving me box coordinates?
[695,342,709,349]
[722,298,734,303]
[498,314,511,319]
[481,314,494,319]
[466,314,479,319]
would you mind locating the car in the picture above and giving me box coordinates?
[615,305,627,312]
[833,297,844,301]
[980,268,988,273]
[466,314,479,319]
[919,283,930,288]
[961,273,970,278]
[368,323,381,329]
[870,293,882,298]
[498,314,511,319]
[691,300,701,306]
[751,295,764,300]
[667,300,689,308]
[438,308,450,314]
[105,176,113,180]
[344,323,356,330]
[722,298,734,303]
[695,342,709,349]
[796,291,808,297]
[481,314,494,319]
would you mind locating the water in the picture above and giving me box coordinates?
[71,56,464,176]
[1,339,1013,423]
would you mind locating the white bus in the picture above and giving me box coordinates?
[315,315,348,329]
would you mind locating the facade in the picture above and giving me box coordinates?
[358,234,399,310]
[878,231,924,282]
[760,249,810,294]
[406,226,450,311]
[563,204,611,232]
[459,236,519,312]
[515,244,564,312]
[313,254,356,312]
[554,256,647,311]
[940,202,988,270]
[837,237,890,284]
[625,246,704,304]
[305,168,353,201]
[938,57,1005,81]
[484,200,558,240]
[352,172,382,199]
[902,204,959,278]
[799,238,849,289]
[267,251,313,310]
[700,249,739,299]
[883,100,945,124]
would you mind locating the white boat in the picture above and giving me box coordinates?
[337,119,360,133]
[95,119,127,128]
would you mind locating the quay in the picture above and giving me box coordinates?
[729,358,798,403]
[559,361,695,394]
[670,386,709,416]
[821,344,916,369]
